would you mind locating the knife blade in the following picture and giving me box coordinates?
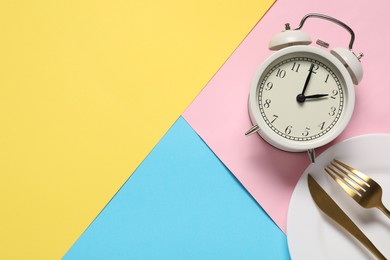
[308,174,386,260]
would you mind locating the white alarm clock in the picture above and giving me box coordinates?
[245,13,363,162]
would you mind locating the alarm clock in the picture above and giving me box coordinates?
[245,13,363,163]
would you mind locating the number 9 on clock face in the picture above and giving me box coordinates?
[248,46,355,152]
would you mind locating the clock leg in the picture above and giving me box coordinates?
[307,149,316,163]
[245,124,260,136]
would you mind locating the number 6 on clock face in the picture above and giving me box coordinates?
[248,45,355,152]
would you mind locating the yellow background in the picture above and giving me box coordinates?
[0,0,274,259]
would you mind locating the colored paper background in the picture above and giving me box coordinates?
[63,117,290,259]
[183,0,390,232]
[0,1,274,259]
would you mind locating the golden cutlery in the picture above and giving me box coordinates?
[308,174,386,259]
[325,159,390,218]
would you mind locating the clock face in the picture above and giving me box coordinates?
[256,54,346,142]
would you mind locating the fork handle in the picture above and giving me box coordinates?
[377,202,390,219]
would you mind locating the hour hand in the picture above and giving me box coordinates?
[304,94,328,99]
[296,93,328,103]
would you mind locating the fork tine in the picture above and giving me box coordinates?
[334,159,370,183]
[326,159,390,219]
[325,166,363,196]
[331,160,368,188]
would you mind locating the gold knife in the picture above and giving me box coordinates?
[308,174,386,260]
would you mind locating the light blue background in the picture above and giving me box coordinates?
[64,117,289,259]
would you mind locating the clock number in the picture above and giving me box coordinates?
[330,89,338,99]
[329,106,337,116]
[276,68,286,78]
[285,125,292,135]
[311,64,319,74]
[264,99,271,108]
[265,82,273,91]
[271,115,278,123]
[291,62,301,72]
[325,74,330,83]
[302,127,310,137]
[318,121,325,130]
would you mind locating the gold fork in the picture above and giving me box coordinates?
[325,159,390,219]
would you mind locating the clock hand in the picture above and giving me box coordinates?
[301,63,315,95]
[296,63,315,103]
[296,94,328,103]
[305,94,328,99]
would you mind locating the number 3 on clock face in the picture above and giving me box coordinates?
[248,46,355,152]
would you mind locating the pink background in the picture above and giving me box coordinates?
[183,0,390,232]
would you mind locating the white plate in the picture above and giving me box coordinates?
[287,134,390,259]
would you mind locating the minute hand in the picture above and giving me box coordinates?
[301,63,315,95]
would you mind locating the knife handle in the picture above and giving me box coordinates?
[344,221,387,260]
[333,197,386,259]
